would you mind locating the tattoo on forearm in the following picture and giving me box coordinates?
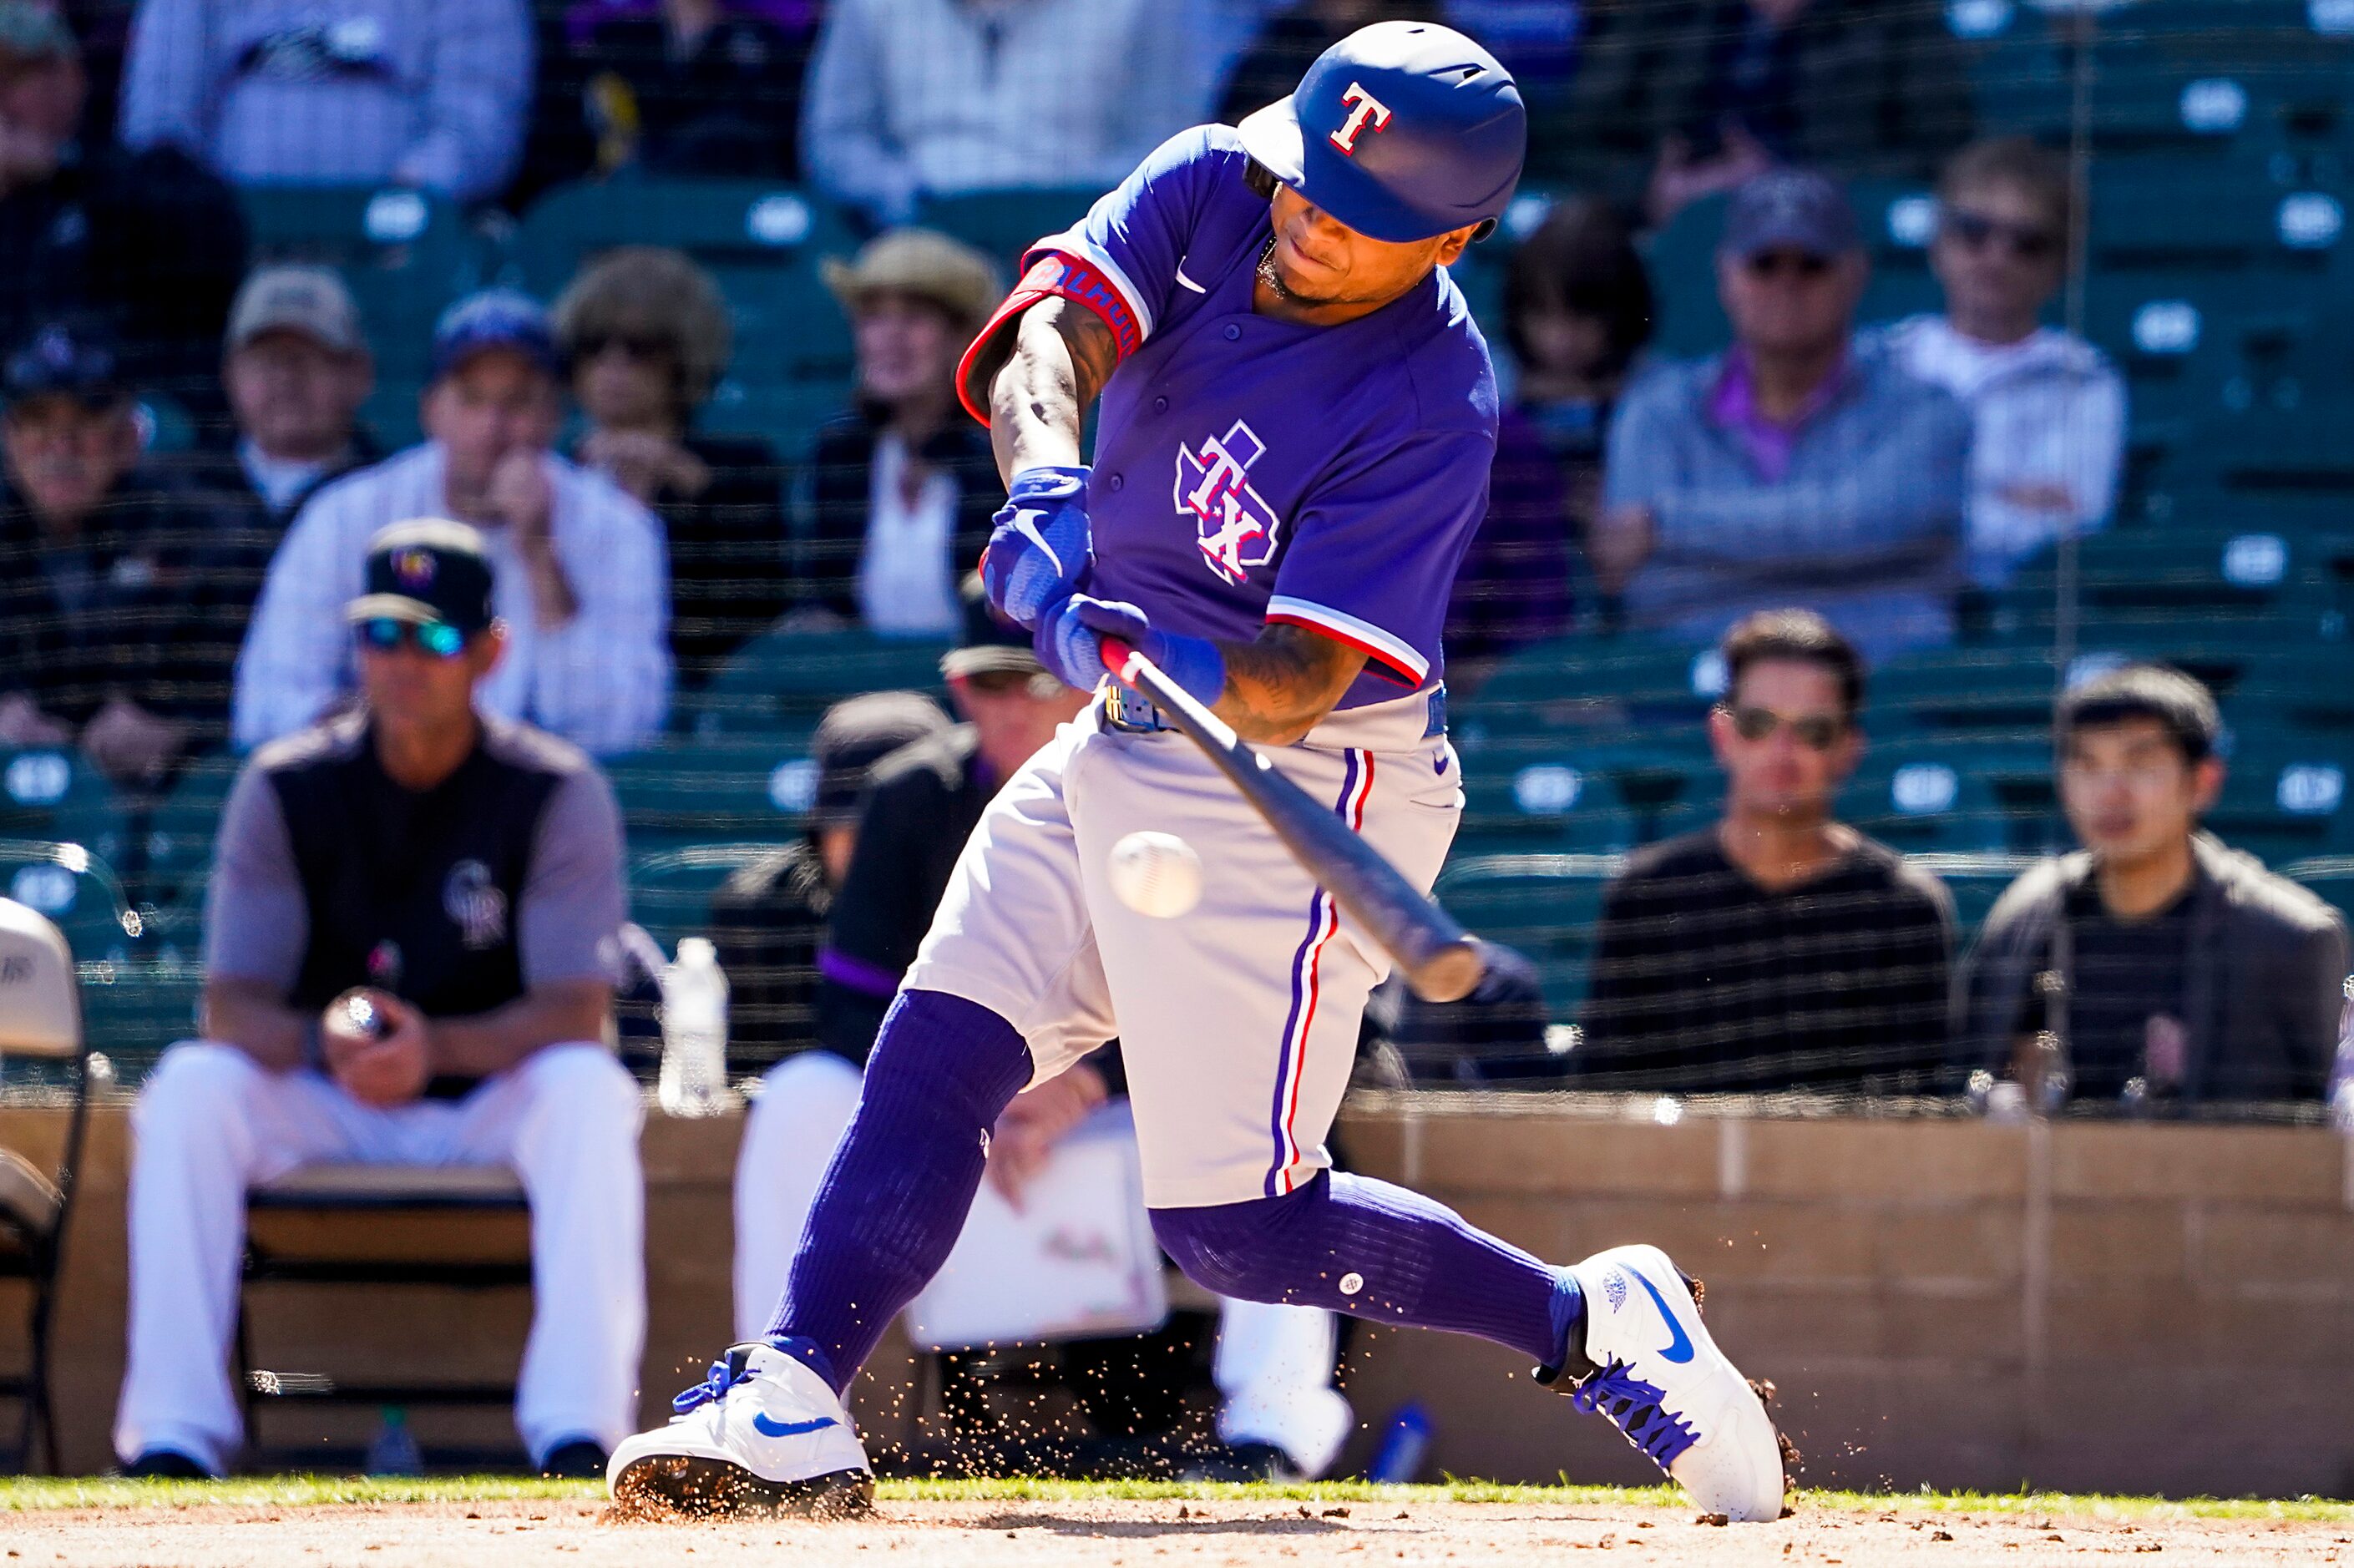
[1220,625,1365,742]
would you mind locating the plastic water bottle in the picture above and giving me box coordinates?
[2329,976,2354,1133]
[658,937,736,1117]
[364,1406,423,1477]
[1366,1401,1433,1483]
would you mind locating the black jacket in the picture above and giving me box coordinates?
[790,402,1000,624]
[1955,834,2351,1104]
[0,468,247,735]
[0,143,247,416]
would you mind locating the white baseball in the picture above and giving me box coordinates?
[1107,830,1203,918]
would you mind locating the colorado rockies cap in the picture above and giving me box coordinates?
[428,288,560,384]
[1235,20,1526,244]
[3,317,124,408]
[1719,168,1861,260]
[809,691,952,828]
[347,518,497,635]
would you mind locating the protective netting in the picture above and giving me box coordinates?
[0,0,2346,1125]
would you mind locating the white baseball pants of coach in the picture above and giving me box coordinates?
[734,1050,1354,1477]
[905,684,1460,1209]
[114,1040,647,1474]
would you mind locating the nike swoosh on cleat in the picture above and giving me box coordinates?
[1633,1271,1695,1364]
[751,1414,840,1439]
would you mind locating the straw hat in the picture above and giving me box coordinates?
[822,229,1003,329]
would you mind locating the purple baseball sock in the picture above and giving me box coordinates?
[765,989,1034,1392]
[1150,1169,1583,1368]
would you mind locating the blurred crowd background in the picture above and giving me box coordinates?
[1,0,2352,1115]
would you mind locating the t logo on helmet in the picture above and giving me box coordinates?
[1328,83,1394,155]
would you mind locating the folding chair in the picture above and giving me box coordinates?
[235,1164,534,1468]
[0,897,93,1474]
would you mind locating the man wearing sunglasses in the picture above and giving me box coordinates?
[1580,609,1954,1091]
[1594,167,1971,660]
[1881,137,2124,593]
[115,518,646,1481]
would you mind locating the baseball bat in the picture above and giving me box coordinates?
[1098,639,1486,1003]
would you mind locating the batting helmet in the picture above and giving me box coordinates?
[1235,21,1526,245]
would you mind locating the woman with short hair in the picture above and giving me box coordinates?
[554,245,789,685]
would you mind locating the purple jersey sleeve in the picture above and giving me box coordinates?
[1265,425,1496,688]
[1028,125,1237,353]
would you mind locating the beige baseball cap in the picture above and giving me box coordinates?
[225,265,367,355]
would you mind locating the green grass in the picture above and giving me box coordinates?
[0,1475,2349,1523]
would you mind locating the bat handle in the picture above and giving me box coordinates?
[1099,637,1137,681]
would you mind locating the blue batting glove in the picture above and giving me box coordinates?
[984,465,1092,628]
[1034,593,1227,706]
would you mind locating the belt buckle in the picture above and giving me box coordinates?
[1101,682,1168,734]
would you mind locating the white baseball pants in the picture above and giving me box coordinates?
[114,1040,647,1474]
[733,1049,1354,1477]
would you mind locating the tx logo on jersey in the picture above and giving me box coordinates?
[1175,420,1281,585]
[1329,83,1394,154]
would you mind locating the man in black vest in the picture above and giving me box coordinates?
[115,518,644,1480]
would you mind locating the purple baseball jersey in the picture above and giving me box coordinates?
[1033,126,1499,711]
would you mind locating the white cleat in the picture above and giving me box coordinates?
[608,1340,874,1518]
[1546,1243,1788,1522]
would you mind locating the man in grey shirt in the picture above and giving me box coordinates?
[1592,169,1972,661]
[114,518,644,1481]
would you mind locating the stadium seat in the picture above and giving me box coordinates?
[690,628,951,735]
[0,841,149,968]
[913,186,1104,274]
[139,755,241,918]
[1913,852,2038,941]
[74,965,202,1071]
[1990,524,2341,645]
[1451,634,1721,746]
[1841,747,2017,855]
[1867,647,2068,741]
[516,178,861,394]
[1433,852,1617,1024]
[0,749,129,871]
[2202,746,2354,862]
[1453,742,1642,857]
[629,842,782,949]
[238,185,484,388]
[606,736,821,855]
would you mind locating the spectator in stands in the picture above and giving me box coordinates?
[117,0,531,205]
[732,581,1349,1481]
[1579,610,1954,1091]
[0,4,245,412]
[0,317,241,778]
[1543,0,1972,225]
[707,688,951,1070]
[792,230,1002,635]
[211,266,381,527]
[1445,198,1654,670]
[802,0,1199,229]
[1880,137,2125,592]
[546,0,815,181]
[1217,1,1438,124]
[235,290,671,756]
[1593,169,1972,660]
[1957,665,2350,1107]
[115,520,643,1480]
[553,247,787,687]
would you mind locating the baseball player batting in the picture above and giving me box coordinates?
[611,21,1784,1521]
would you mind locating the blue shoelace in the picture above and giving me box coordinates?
[1570,1360,1701,1468]
[673,1349,753,1415]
